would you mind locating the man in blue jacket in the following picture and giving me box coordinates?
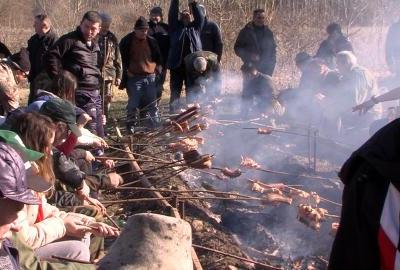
[167,0,205,113]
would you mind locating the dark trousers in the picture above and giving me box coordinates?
[241,75,273,119]
[75,89,104,138]
[126,74,158,128]
[169,65,188,113]
[156,68,167,101]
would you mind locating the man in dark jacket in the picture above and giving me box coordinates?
[98,12,122,118]
[198,5,223,62]
[27,14,57,104]
[45,11,104,138]
[148,6,170,102]
[167,0,205,113]
[329,118,400,270]
[234,9,277,77]
[119,17,163,130]
[316,23,353,68]
[184,50,221,101]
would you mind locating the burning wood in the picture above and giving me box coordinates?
[257,127,273,135]
[240,156,261,169]
[297,204,328,231]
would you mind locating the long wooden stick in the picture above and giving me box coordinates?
[84,197,121,230]
[192,244,282,270]
[114,186,255,198]
[52,255,92,264]
[254,167,340,182]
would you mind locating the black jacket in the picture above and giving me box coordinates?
[316,35,353,68]
[201,17,223,62]
[45,27,101,91]
[167,0,205,69]
[328,119,400,269]
[119,32,163,89]
[27,29,58,82]
[148,21,170,67]
[234,22,277,76]
[0,41,11,58]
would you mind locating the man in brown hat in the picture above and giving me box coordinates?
[119,16,163,130]
[0,48,30,116]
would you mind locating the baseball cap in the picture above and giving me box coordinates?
[0,130,52,193]
[0,142,40,204]
[39,98,82,137]
[0,130,43,162]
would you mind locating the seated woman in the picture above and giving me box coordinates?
[8,112,119,261]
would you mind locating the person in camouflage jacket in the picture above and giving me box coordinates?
[98,13,122,118]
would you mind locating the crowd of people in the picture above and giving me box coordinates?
[1,0,400,269]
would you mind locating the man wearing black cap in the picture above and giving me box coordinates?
[119,16,163,130]
[148,6,169,102]
[316,23,354,68]
[0,48,30,116]
[45,11,105,138]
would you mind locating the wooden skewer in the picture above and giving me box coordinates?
[52,255,92,264]
[192,244,282,270]
[325,213,340,219]
[114,187,254,198]
[254,167,340,182]
[84,197,121,230]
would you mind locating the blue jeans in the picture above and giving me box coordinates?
[126,74,158,127]
[75,89,104,138]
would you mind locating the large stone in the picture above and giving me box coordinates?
[99,213,193,270]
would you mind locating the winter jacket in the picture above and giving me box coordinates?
[0,60,19,114]
[184,51,220,82]
[0,41,11,58]
[53,147,85,189]
[386,21,400,72]
[167,0,205,69]
[200,17,223,62]
[9,232,95,270]
[234,22,277,76]
[148,21,170,67]
[316,35,353,68]
[45,27,101,91]
[329,119,400,270]
[18,195,67,250]
[119,32,163,89]
[27,29,58,82]
[98,31,122,82]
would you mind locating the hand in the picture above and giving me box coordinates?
[102,159,115,169]
[85,151,95,162]
[115,79,121,86]
[106,172,123,188]
[92,137,108,148]
[63,215,91,238]
[85,197,107,215]
[86,222,120,237]
[76,181,90,200]
[352,99,376,115]
[101,114,107,126]
[77,113,92,128]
